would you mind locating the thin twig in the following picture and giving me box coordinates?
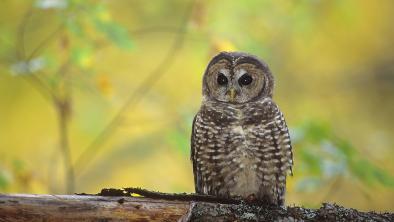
[94,187,283,206]
[23,23,65,102]
[23,75,56,102]
[15,4,58,102]
[73,0,196,176]
[27,24,65,61]
[16,4,74,193]
[17,5,33,60]
[96,187,242,205]
[123,187,242,205]
[57,99,75,194]
[320,176,343,203]
[56,56,75,194]
[47,148,60,193]
[15,5,73,194]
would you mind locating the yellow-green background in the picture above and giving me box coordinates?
[0,0,393,211]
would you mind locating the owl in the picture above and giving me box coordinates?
[191,51,293,206]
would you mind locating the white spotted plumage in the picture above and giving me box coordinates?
[191,52,293,206]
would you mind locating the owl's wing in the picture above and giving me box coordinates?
[268,103,293,176]
[190,114,203,193]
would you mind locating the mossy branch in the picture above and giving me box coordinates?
[0,188,392,221]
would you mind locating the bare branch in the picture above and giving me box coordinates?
[57,99,75,194]
[15,5,59,102]
[22,74,57,103]
[73,0,196,176]
[26,24,65,61]
[321,176,343,203]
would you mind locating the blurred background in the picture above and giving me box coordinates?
[0,0,393,211]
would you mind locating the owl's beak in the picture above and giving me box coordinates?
[228,88,237,102]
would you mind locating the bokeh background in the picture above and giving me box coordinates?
[0,0,393,211]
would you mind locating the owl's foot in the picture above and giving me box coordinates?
[241,194,282,208]
[245,194,257,203]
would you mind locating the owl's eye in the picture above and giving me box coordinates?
[238,73,253,86]
[217,73,228,86]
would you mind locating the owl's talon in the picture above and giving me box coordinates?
[246,194,257,203]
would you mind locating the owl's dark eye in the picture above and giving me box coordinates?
[217,73,228,86]
[238,73,253,86]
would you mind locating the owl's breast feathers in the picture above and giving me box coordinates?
[191,98,293,205]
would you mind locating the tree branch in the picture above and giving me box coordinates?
[16,5,59,103]
[26,24,65,61]
[73,0,196,176]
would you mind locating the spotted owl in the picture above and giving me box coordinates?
[191,51,293,206]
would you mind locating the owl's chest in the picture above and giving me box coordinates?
[216,108,265,150]
[198,103,269,155]
[225,123,261,160]
[220,120,264,197]
[197,105,271,197]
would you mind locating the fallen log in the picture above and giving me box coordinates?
[0,192,392,221]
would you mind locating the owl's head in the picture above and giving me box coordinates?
[202,51,274,104]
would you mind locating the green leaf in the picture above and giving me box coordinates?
[350,159,394,187]
[95,21,133,50]
[71,47,93,68]
[299,147,322,175]
[0,169,10,190]
[374,170,394,187]
[167,129,189,156]
[65,17,85,38]
[303,121,332,143]
[295,119,394,191]
[90,3,133,49]
[334,138,357,161]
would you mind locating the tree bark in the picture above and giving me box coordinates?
[0,194,392,222]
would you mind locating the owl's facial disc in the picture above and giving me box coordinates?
[231,64,265,103]
[204,59,233,103]
[203,54,271,104]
